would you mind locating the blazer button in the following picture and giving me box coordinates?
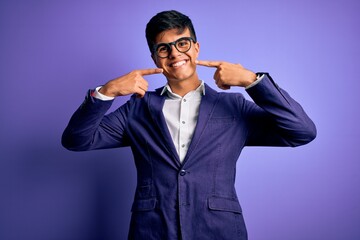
[179,170,186,176]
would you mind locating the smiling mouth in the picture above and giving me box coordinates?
[169,60,188,68]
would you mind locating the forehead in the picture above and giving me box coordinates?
[155,28,191,44]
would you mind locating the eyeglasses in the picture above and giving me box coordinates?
[153,37,196,58]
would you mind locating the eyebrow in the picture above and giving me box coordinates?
[155,36,192,45]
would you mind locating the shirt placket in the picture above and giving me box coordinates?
[178,95,191,163]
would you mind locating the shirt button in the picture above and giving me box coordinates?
[181,144,186,148]
[182,121,185,124]
[180,170,186,176]
[183,99,187,102]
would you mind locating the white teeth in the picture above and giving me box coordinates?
[171,60,186,67]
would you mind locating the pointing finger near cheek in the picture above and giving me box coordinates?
[139,68,163,76]
[196,60,222,68]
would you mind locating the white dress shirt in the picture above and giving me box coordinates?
[160,82,205,163]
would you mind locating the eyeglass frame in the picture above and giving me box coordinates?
[152,37,196,58]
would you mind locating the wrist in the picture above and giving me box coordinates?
[245,73,265,89]
[96,86,116,100]
[243,71,257,88]
[98,86,116,97]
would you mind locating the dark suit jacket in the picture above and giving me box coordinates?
[62,74,316,240]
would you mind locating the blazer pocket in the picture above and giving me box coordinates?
[131,198,157,212]
[208,196,242,214]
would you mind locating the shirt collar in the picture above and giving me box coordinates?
[160,81,206,98]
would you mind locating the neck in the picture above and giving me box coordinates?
[166,72,201,97]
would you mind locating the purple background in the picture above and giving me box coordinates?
[1,0,359,239]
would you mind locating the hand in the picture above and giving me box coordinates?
[99,68,163,98]
[196,60,257,90]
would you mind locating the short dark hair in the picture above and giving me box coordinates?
[145,10,197,54]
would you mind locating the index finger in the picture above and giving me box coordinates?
[196,60,222,68]
[138,68,163,76]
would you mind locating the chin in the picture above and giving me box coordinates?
[167,74,192,82]
[165,70,196,82]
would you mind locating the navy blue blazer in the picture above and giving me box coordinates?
[62,74,316,240]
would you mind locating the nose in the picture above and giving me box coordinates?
[168,44,181,58]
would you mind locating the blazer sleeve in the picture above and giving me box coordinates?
[61,90,132,151]
[243,73,317,147]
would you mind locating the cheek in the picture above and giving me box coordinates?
[152,55,164,68]
[190,48,199,61]
[158,58,166,65]
[155,59,166,69]
[189,53,198,64]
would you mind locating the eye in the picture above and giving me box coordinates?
[156,44,169,53]
[177,39,190,49]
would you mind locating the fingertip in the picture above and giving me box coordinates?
[196,60,205,65]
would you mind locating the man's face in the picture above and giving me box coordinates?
[152,28,200,83]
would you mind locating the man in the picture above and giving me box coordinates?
[62,10,316,240]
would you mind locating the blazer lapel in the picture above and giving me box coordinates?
[148,88,181,168]
[182,84,219,164]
